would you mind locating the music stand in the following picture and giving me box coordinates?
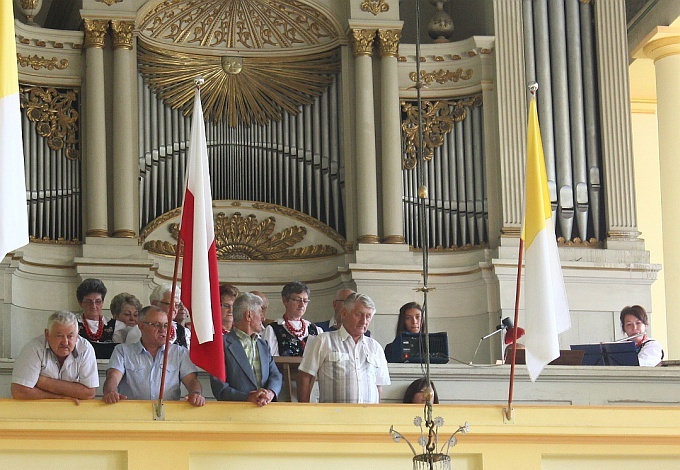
[570,341,639,366]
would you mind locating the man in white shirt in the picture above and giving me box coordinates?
[12,310,99,401]
[297,293,390,403]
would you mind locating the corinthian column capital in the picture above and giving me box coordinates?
[84,19,109,49]
[377,29,401,58]
[111,20,135,50]
[351,29,377,57]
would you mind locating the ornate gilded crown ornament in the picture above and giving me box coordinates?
[144,211,338,260]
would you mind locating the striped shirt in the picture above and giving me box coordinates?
[298,326,390,403]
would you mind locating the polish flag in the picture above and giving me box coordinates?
[179,80,225,381]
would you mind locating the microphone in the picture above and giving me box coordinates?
[480,317,512,341]
[470,317,513,365]
[502,318,526,345]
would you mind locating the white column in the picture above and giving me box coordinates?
[377,28,404,244]
[492,0,526,243]
[351,28,380,244]
[111,20,138,238]
[83,19,109,237]
[641,27,680,358]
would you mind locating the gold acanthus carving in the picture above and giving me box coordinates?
[139,0,340,49]
[251,202,347,249]
[17,53,68,71]
[98,0,123,5]
[111,20,134,50]
[19,86,80,160]
[351,29,376,57]
[361,0,390,16]
[138,40,339,127]
[377,29,401,58]
[144,212,338,260]
[409,68,474,85]
[401,95,482,170]
[83,19,108,49]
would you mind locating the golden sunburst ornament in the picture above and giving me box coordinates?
[138,40,340,127]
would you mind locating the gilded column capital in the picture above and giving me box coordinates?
[578,0,591,4]
[111,20,135,50]
[377,29,401,58]
[350,29,376,57]
[84,19,109,49]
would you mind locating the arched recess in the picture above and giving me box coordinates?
[135,0,349,238]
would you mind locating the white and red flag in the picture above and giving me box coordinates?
[0,2,29,259]
[179,80,225,381]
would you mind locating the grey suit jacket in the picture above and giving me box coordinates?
[210,329,283,401]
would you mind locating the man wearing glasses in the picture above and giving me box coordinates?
[125,284,190,349]
[262,281,321,357]
[102,305,204,406]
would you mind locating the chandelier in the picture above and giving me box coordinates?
[390,1,469,468]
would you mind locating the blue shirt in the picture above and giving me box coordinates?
[107,341,198,400]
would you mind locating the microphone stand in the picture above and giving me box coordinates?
[469,327,505,365]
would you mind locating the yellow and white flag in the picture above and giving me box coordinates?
[521,97,571,382]
[0,2,28,259]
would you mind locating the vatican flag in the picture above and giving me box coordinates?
[0,2,29,259]
[521,96,571,382]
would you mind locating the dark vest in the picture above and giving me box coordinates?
[78,318,116,359]
[271,322,319,357]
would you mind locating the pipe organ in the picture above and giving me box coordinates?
[19,85,81,242]
[522,0,604,244]
[401,96,487,249]
[137,74,346,238]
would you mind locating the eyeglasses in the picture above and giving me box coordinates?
[159,301,180,308]
[82,299,103,306]
[221,303,233,310]
[289,297,310,305]
[142,321,169,330]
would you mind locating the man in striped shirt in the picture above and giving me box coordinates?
[297,293,390,403]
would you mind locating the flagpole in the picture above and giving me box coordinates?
[154,224,184,420]
[506,236,524,422]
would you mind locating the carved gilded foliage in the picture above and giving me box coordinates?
[144,211,338,260]
[17,53,68,71]
[19,86,80,160]
[401,95,482,170]
[361,0,390,16]
[409,68,474,85]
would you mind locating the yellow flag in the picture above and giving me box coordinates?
[521,97,571,381]
[0,2,28,258]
